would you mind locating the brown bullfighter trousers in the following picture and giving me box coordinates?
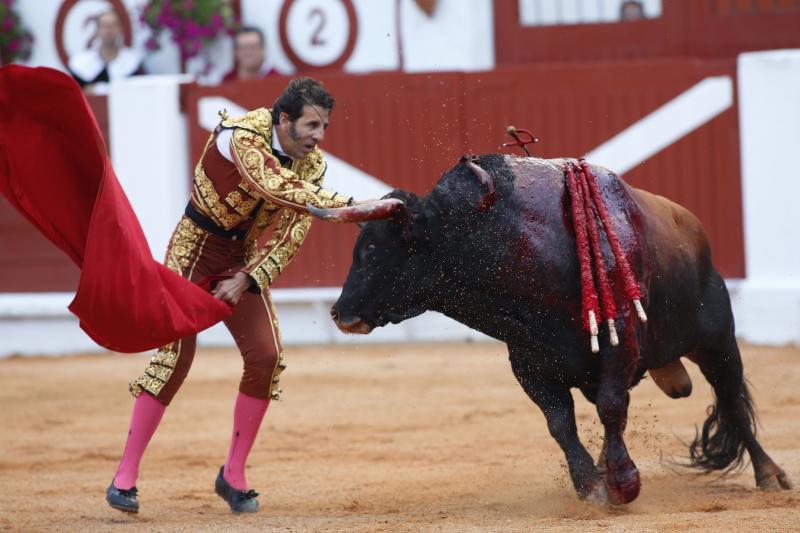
[129,215,286,405]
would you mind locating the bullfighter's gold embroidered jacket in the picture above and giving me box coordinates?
[189,108,351,289]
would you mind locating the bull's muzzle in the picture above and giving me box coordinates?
[330,305,373,334]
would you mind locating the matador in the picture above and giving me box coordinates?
[106,78,356,514]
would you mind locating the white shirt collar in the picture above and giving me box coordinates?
[272,124,289,158]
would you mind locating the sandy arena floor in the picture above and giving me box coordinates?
[0,341,798,532]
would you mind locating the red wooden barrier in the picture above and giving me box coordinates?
[494,0,800,66]
[185,59,744,288]
[0,59,746,292]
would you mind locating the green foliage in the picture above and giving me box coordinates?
[0,0,34,65]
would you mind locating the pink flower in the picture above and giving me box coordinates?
[8,38,19,52]
[2,17,13,32]
[141,0,229,59]
[183,20,201,39]
[182,38,201,57]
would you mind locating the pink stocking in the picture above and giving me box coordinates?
[224,392,269,490]
[113,393,166,489]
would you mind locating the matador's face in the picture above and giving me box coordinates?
[279,104,330,160]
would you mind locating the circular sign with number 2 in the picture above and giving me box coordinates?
[279,0,358,72]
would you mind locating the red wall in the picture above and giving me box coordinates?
[495,0,800,66]
[184,58,744,288]
[0,60,745,293]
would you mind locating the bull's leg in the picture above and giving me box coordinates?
[690,343,792,490]
[596,359,691,476]
[690,271,792,490]
[509,355,607,503]
[595,314,641,505]
[577,385,610,474]
[594,417,627,476]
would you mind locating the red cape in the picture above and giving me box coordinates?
[0,65,232,352]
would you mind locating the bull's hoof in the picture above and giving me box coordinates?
[606,460,641,505]
[607,475,641,505]
[578,478,608,506]
[757,471,794,491]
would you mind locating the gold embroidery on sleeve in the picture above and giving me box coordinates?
[231,130,350,210]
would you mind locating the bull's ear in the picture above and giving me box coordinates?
[400,208,431,245]
[466,160,496,212]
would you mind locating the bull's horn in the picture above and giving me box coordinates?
[466,160,497,212]
[306,198,406,223]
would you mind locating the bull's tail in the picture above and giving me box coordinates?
[688,381,756,473]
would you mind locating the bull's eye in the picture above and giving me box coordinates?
[359,243,376,262]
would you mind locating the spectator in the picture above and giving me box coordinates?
[222,26,277,83]
[68,9,144,94]
[620,1,646,21]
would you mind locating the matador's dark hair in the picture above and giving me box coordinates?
[272,78,335,121]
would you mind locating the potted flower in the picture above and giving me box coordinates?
[140,0,237,72]
[0,0,34,65]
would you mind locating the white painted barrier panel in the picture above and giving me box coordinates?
[0,291,492,358]
[109,75,194,259]
[734,49,800,345]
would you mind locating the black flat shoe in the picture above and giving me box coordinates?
[106,480,139,513]
[215,466,259,513]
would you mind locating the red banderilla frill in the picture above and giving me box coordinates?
[564,161,647,354]
[565,162,601,352]
[579,161,647,324]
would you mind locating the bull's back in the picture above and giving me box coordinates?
[499,157,716,360]
[502,157,583,299]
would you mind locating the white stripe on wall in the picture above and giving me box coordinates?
[584,76,733,176]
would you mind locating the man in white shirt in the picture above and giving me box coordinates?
[68,10,143,95]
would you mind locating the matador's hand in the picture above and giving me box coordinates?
[211,271,252,306]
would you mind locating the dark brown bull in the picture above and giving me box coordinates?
[309,154,792,505]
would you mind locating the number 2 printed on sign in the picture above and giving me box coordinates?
[309,8,326,46]
[279,0,358,71]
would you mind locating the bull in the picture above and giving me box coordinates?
[307,154,792,505]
